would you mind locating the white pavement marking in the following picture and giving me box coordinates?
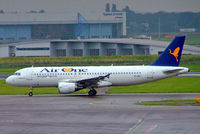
[126,119,145,134]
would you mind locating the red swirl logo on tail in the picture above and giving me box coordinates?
[168,47,180,62]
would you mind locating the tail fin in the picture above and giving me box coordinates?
[152,36,185,66]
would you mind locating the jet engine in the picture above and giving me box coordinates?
[58,82,77,94]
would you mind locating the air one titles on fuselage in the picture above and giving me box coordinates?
[40,68,88,73]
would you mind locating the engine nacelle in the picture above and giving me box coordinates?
[58,82,76,94]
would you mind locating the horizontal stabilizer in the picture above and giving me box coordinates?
[163,69,183,74]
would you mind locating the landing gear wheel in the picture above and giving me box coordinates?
[88,89,97,96]
[93,90,97,95]
[28,87,33,97]
[28,92,33,96]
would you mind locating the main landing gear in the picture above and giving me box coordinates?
[88,87,97,96]
[28,87,33,97]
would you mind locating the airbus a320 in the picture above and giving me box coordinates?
[6,36,189,96]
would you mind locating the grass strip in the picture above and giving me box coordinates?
[137,100,200,106]
[0,77,200,95]
[0,55,200,74]
[0,80,89,95]
[107,77,200,93]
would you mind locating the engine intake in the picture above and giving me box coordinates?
[58,82,76,94]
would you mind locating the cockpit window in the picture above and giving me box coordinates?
[14,72,21,76]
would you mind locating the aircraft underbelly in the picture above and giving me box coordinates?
[35,77,58,87]
[109,75,140,86]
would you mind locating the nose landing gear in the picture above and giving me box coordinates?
[28,87,33,97]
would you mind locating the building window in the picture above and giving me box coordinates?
[107,49,116,56]
[56,49,66,56]
[6,38,15,41]
[73,49,83,56]
[19,37,27,40]
[91,36,99,38]
[89,49,99,56]
[16,47,49,51]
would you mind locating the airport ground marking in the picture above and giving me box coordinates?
[144,124,158,134]
[126,119,145,134]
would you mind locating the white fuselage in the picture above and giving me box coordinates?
[6,66,189,88]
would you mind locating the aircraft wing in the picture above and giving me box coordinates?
[76,74,111,87]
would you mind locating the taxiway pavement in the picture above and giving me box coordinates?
[0,93,200,134]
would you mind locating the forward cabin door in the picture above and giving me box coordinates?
[30,69,39,87]
[25,68,33,86]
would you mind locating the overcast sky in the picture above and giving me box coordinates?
[1,0,200,13]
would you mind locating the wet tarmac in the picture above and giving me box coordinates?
[0,93,200,134]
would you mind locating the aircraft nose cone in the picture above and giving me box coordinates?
[6,76,13,85]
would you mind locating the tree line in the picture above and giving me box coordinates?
[106,3,200,36]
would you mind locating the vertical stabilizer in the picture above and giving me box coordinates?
[152,36,185,66]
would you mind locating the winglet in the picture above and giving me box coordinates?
[152,36,185,66]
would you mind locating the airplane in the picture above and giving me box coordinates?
[6,36,189,96]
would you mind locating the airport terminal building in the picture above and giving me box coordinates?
[1,11,200,57]
[1,38,200,57]
[0,12,126,42]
